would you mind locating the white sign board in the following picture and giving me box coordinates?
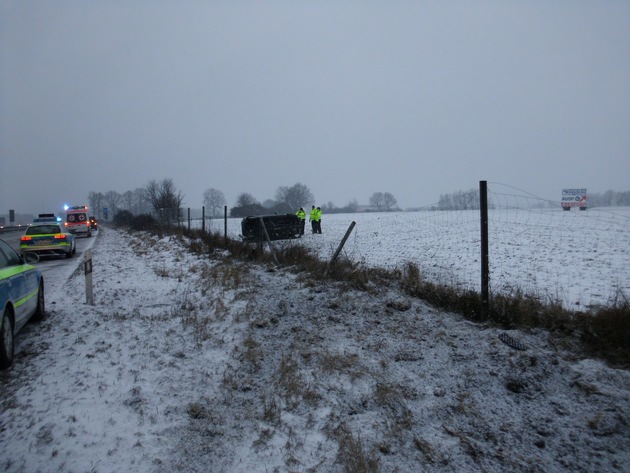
[561,188,587,209]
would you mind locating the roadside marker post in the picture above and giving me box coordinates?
[84,249,94,305]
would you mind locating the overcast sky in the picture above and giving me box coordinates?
[1,1,629,215]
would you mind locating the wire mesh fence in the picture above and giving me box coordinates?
[148,183,630,309]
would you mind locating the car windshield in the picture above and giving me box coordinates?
[26,225,62,235]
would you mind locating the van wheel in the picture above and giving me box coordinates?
[0,309,15,369]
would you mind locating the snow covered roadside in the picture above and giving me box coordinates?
[1,226,629,472]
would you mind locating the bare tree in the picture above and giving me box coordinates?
[231,192,264,217]
[132,187,150,214]
[369,192,397,211]
[236,192,258,208]
[369,192,385,211]
[275,183,314,211]
[146,179,185,221]
[88,192,105,219]
[121,191,134,212]
[203,188,227,217]
[383,192,398,211]
[104,190,122,218]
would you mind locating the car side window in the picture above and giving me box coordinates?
[0,249,8,269]
[0,240,20,267]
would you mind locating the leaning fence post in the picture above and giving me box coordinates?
[325,221,356,277]
[480,180,489,320]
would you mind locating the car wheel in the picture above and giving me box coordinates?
[0,309,15,369]
[32,281,45,322]
[66,248,73,259]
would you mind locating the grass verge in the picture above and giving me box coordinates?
[115,221,630,368]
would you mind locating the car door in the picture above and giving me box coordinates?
[0,240,30,332]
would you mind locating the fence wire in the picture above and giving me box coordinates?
[160,185,630,309]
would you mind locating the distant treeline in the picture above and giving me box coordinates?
[436,190,482,210]
[430,189,630,211]
[587,190,630,207]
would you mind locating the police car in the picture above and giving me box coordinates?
[32,213,61,224]
[20,222,76,259]
[0,239,45,368]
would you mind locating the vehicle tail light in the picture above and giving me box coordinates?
[54,234,66,239]
[21,236,32,241]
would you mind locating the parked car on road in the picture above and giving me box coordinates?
[20,223,76,259]
[0,239,45,368]
[32,213,61,224]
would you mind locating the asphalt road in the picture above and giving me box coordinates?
[2,228,98,296]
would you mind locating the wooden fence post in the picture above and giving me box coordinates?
[480,180,489,320]
[224,206,228,246]
[325,221,356,277]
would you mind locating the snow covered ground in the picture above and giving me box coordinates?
[207,206,630,308]
[1,225,629,472]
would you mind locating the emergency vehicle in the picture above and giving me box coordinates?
[33,213,61,224]
[65,205,92,237]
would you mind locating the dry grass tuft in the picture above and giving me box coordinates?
[277,353,304,407]
[319,352,365,381]
[262,396,282,425]
[334,423,380,473]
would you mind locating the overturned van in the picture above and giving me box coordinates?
[241,214,303,242]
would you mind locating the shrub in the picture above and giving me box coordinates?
[113,210,134,227]
[130,214,159,232]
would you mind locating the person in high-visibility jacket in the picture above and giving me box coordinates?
[314,206,323,234]
[296,207,306,235]
[309,205,318,233]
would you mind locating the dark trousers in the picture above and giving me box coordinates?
[314,220,322,234]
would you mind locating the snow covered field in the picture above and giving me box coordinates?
[1,225,628,472]
[205,206,630,309]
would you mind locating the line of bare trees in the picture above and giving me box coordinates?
[368,192,399,212]
[88,178,400,221]
[88,178,184,220]
[230,183,316,217]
